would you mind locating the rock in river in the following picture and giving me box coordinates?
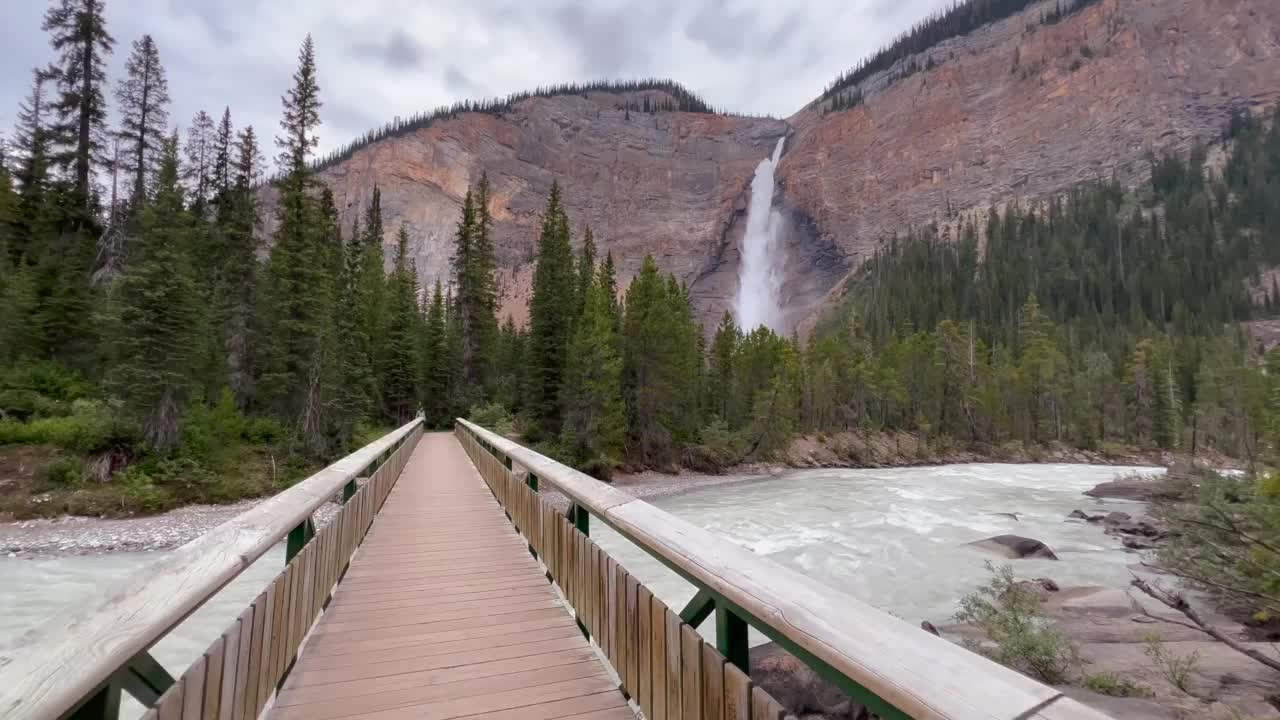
[967,534,1059,560]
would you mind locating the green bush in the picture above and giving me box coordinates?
[182,390,247,464]
[469,402,516,436]
[1143,632,1200,693]
[0,362,92,420]
[955,562,1080,683]
[0,399,138,453]
[242,416,287,445]
[683,420,747,473]
[1082,672,1152,697]
[35,457,85,488]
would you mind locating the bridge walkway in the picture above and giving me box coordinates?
[267,432,632,720]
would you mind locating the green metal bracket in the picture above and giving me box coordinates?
[65,649,175,720]
[65,683,120,720]
[679,589,716,627]
[527,471,538,491]
[569,503,589,536]
[716,607,750,673]
[286,517,316,562]
[116,650,175,706]
[342,479,357,503]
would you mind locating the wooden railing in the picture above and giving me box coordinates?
[455,419,1113,720]
[0,418,424,720]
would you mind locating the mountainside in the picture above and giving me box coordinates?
[265,0,1280,332]
[781,0,1280,326]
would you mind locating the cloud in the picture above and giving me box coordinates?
[1,0,956,160]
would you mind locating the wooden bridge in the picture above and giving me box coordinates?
[0,419,1112,720]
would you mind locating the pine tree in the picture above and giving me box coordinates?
[575,225,597,318]
[258,35,337,454]
[43,0,114,212]
[221,125,260,407]
[452,175,499,403]
[114,35,169,204]
[420,281,451,427]
[561,273,625,478]
[184,110,216,213]
[108,133,199,449]
[357,186,387,407]
[8,69,57,265]
[525,182,576,438]
[212,108,234,203]
[706,311,740,422]
[600,250,620,330]
[380,224,421,423]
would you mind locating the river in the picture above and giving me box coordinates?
[0,462,1159,710]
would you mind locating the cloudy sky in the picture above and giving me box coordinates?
[3,0,949,162]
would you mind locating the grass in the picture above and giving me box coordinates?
[1082,672,1153,698]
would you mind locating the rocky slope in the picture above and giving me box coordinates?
[780,0,1280,328]
[263,89,795,326]
[264,0,1280,333]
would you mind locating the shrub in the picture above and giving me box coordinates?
[0,400,139,454]
[35,457,85,488]
[1143,632,1200,693]
[0,361,92,421]
[182,390,247,464]
[242,416,287,445]
[683,420,747,474]
[469,402,516,437]
[1082,672,1152,697]
[955,562,1080,683]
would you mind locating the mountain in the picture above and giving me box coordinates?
[264,0,1280,332]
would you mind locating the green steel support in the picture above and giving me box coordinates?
[716,606,750,673]
[66,683,120,720]
[570,503,589,536]
[342,479,357,503]
[286,517,316,562]
[679,589,716,627]
[527,471,538,491]
[116,650,175,706]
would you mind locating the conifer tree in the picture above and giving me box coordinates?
[380,224,421,423]
[420,281,451,427]
[561,274,624,477]
[600,250,619,329]
[526,182,576,438]
[43,0,114,211]
[221,125,260,407]
[212,108,234,202]
[184,110,216,212]
[8,69,57,265]
[575,225,597,318]
[109,133,198,449]
[259,35,337,453]
[114,34,169,203]
[706,311,740,421]
[333,215,371,436]
[357,186,387,402]
[452,174,499,403]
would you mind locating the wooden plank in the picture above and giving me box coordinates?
[650,597,668,720]
[242,592,267,719]
[637,586,652,717]
[270,567,289,684]
[217,620,241,720]
[750,686,784,720]
[681,624,703,720]
[180,655,205,720]
[603,556,616,669]
[256,581,278,707]
[624,571,638,696]
[202,636,225,720]
[156,678,184,720]
[665,608,683,720]
[723,664,750,720]
[0,419,422,720]
[701,644,725,720]
[231,607,254,720]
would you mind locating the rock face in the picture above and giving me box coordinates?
[780,0,1280,329]
[261,89,797,327]
[968,534,1060,560]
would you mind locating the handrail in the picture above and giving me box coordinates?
[0,417,424,720]
[456,418,1111,720]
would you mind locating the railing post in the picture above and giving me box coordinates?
[286,517,316,562]
[569,503,589,536]
[342,478,357,503]
[67,683,120,720]
[527,471,539,492]
[716,606,750,673]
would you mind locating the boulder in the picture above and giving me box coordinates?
[751,642,870,719]
[1085,477,1162,501]
[920,620,941,636]
[967,535,1059,560]
[1011,577,1061,601]
[1103,511,1132,524]
[990,512,1020,521]
[1068,509,1105,522]
[1123,536,1159,551]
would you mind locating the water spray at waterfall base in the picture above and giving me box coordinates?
[735,137,787,332]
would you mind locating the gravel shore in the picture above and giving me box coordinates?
[0,468,777,557]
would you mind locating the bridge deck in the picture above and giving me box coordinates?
[267,432,632,720]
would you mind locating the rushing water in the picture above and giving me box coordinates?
[591,463,1163,644]
[0,463,1160,697]
[735,137,787,332]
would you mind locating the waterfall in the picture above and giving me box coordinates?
[735,137,786,332]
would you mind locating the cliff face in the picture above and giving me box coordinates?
[779,0,1280,325]
[263,0,1280,333]
[262,90,789,325]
